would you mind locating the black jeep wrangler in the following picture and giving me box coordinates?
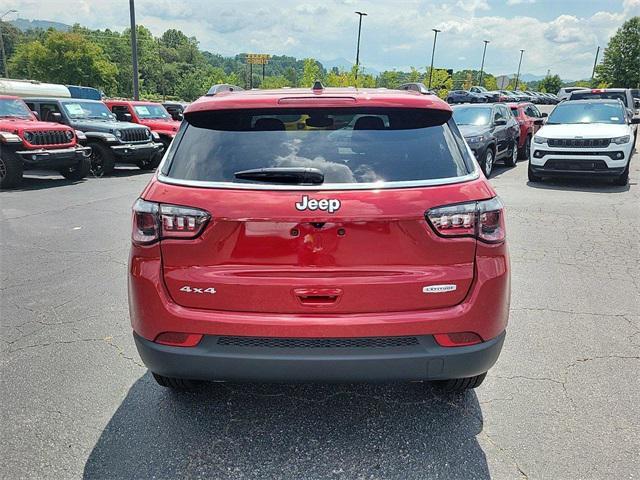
[25,98,164,176]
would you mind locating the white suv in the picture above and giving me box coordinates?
[529,99,639,185]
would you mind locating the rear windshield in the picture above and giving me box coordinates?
[164,108,473,186]
[546,102,625,125]
[570,91,627,107]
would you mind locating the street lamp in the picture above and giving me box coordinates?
[515,49,524,90]
[478,40,490,87]
[129,0,139,100]
[428,29,441,89]
[354,11,367,81]
[0,9,18,78]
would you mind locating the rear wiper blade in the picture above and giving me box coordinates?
[234,167,324,185]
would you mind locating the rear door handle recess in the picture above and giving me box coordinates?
[294,288,343,306]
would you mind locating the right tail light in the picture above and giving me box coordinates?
[426,197,505,243]
[132,198,210,244]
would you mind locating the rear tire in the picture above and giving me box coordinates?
[60,156,91,180]
[482,148,494,178]
[88,141,115,177]
[435,373,487,392]
[504,139,518,167]
[152,372,202,391]
[518,135,531,160]
[528,161,542,182]
[0,152,24,189]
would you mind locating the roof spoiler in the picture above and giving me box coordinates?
[205,84,245,96]
[397,82,433,95]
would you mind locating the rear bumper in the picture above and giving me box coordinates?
[110,141,163,161]
[16,146,91,170]
[134,331,506,382]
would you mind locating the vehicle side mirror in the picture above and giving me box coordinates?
[49,112,63,123]
[634,99,640,109]
[123,113,132,122]
[31,110,40,120]
[534,119,544,125]
[541,112,548,117]
[177,112,184,121]
[494,118,507,126]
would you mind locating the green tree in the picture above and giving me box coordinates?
[538,74,563,94]
[301,58,322,87]
[9,31,117,90]
[376,70,401,88]
[262,75,290,88]
[596,16,640,87]
[426,67,453,99]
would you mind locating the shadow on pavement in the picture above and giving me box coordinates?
[84,373,489,479]
[7,168,153,192]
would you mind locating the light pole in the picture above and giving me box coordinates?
[354,11,367,81]
[591,46,600,84]
[129,0,139,100]
[514,49,524,90]
[0,9,18,78]
[478,40,490,87]
[428,29,441,89]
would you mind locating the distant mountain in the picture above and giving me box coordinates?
[9,18,71,32]
[321,57,381,77]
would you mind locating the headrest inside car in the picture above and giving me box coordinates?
[354,116,385,130]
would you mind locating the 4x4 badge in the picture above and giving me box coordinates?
[295,195,341,214]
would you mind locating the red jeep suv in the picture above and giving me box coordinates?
[129,83,510,392]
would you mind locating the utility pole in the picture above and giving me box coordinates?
[0,9,18,78]
[129,0,139,100]
[515,49,524,90]
[428,29,441,89]
[478,40,489,87]
[591,46,600,84]
[354,11,367,81]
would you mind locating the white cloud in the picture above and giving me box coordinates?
[4,0,634,80]
[506,0,536,5]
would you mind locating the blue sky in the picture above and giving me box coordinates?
[4,0,639,80]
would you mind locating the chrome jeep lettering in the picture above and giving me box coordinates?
[295,195,341,213]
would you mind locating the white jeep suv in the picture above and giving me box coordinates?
[529,99,638,185]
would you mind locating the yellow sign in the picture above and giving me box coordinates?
[246,54,271,65]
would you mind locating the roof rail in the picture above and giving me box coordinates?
[206,84,245,96]
[397,82,433,95]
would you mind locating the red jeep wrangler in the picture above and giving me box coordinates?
[104,100,180,152]
[0,95,91,189]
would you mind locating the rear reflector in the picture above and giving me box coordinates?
[434,332,482,347]
[426,197,505,243]
[155,332,203,347]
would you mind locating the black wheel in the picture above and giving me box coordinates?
[504,139,518,167]
[0,152,24,189]
[88,141,115,177]
[137,154,161,170]
[528,161,542,182]
[152,372,202,391]
[518,135,531,160]
[482,148,495,178]
[435,373,487,392]
[613,163,629,186]
[59,156,91,180]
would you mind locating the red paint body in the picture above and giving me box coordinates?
[0,95,77,149]
[104,100,180,140]
[507,102,542,148]
[128,88,510,353]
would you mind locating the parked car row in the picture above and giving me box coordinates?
[451,101,545,177]
[0,94,184,188]
[448,87,559,105]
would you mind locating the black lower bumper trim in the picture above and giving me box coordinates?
[133,331,506,383]
[530,164,625,177]
[17,146,90,170]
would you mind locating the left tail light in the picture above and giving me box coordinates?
[426,197,505,243]
[132,198,210,244]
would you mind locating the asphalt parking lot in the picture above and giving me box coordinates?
[1,141,639,479]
